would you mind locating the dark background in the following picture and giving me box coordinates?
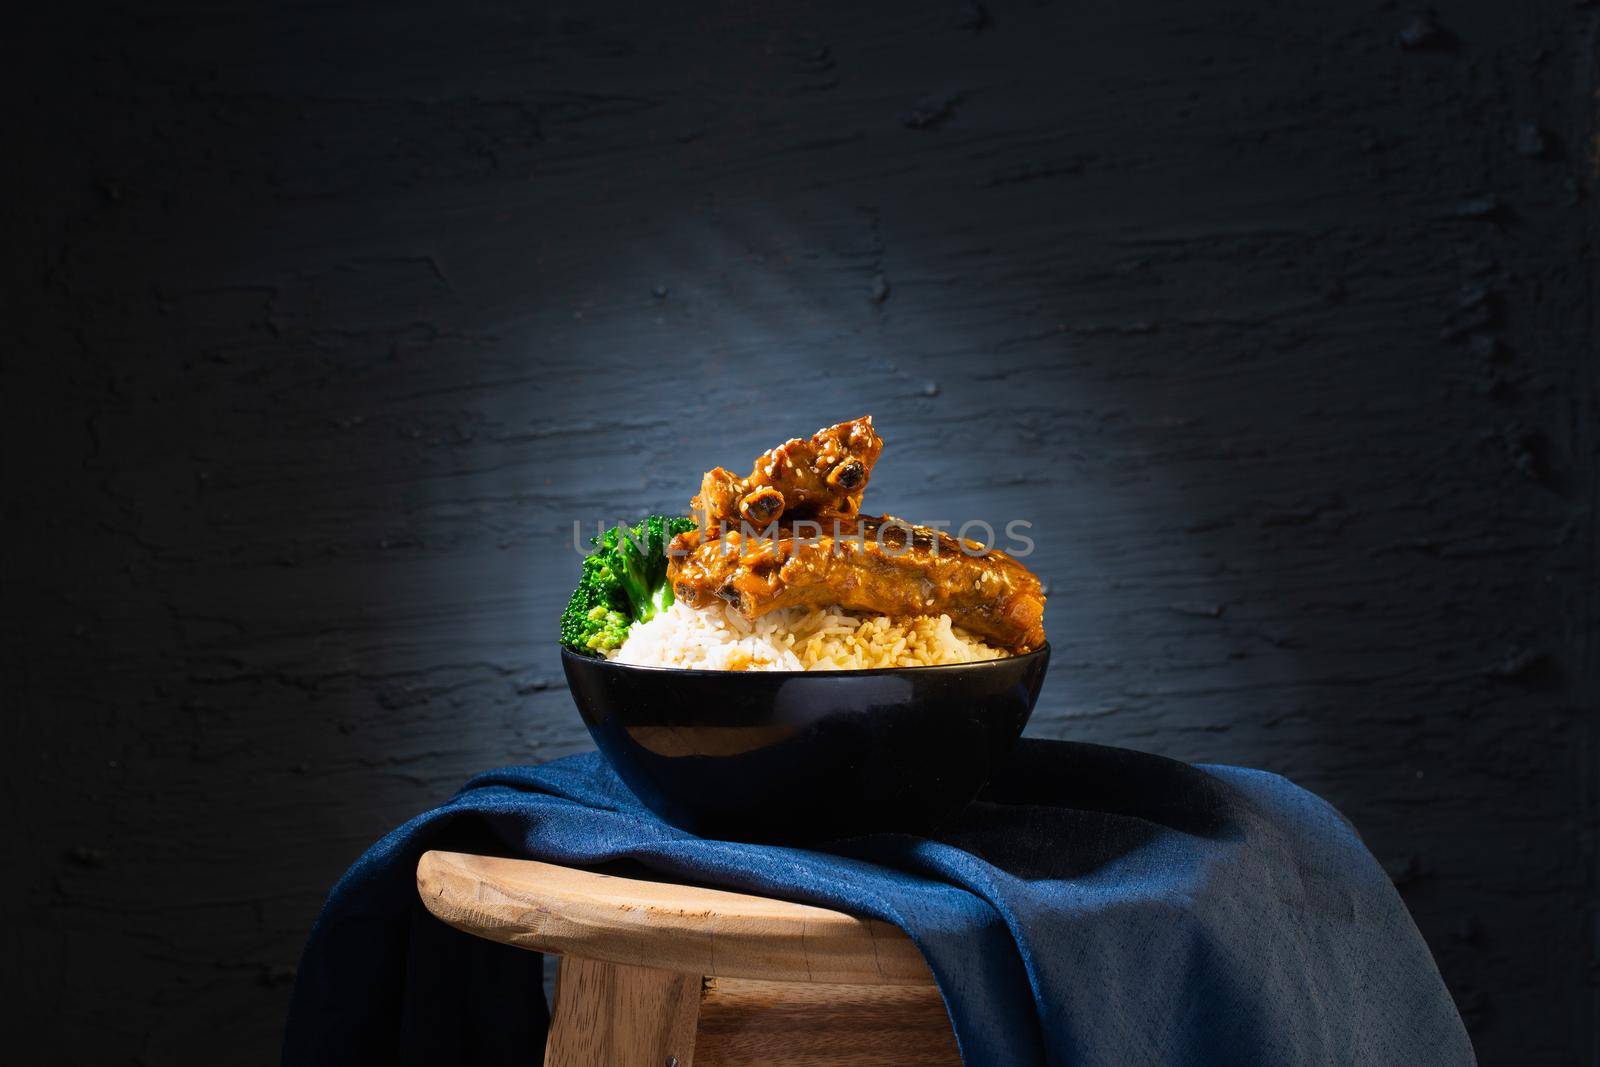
[5,1,1597,1063]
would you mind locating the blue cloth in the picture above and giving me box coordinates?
[283,740,1472,1065]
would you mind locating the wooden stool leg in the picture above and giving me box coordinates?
[691,978,962,1066]
[544,955,702,1067]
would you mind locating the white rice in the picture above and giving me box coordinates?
[609,600,1009,671]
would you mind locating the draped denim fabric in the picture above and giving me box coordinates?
[283,740,1473,1066]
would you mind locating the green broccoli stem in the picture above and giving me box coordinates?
[637,579,675,623]
[615,556,654,622]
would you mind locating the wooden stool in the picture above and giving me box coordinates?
[417,850,962,1066]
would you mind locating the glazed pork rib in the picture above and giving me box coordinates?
[692,416,884,528]
[669,516,1047,654]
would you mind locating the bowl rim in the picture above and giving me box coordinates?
[560,641,1050,679]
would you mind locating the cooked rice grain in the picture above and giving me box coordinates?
[609,601,1008,671]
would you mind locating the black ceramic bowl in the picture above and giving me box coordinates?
[562,644,1050,842]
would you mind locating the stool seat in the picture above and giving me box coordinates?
[416,850,961,1066]
[418,850,933,986]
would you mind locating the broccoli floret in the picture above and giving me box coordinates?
[613,514,696,624]
[559,553,632,653]
[559,515,696,655]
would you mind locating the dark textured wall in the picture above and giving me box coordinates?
[5,1,1597,1063]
